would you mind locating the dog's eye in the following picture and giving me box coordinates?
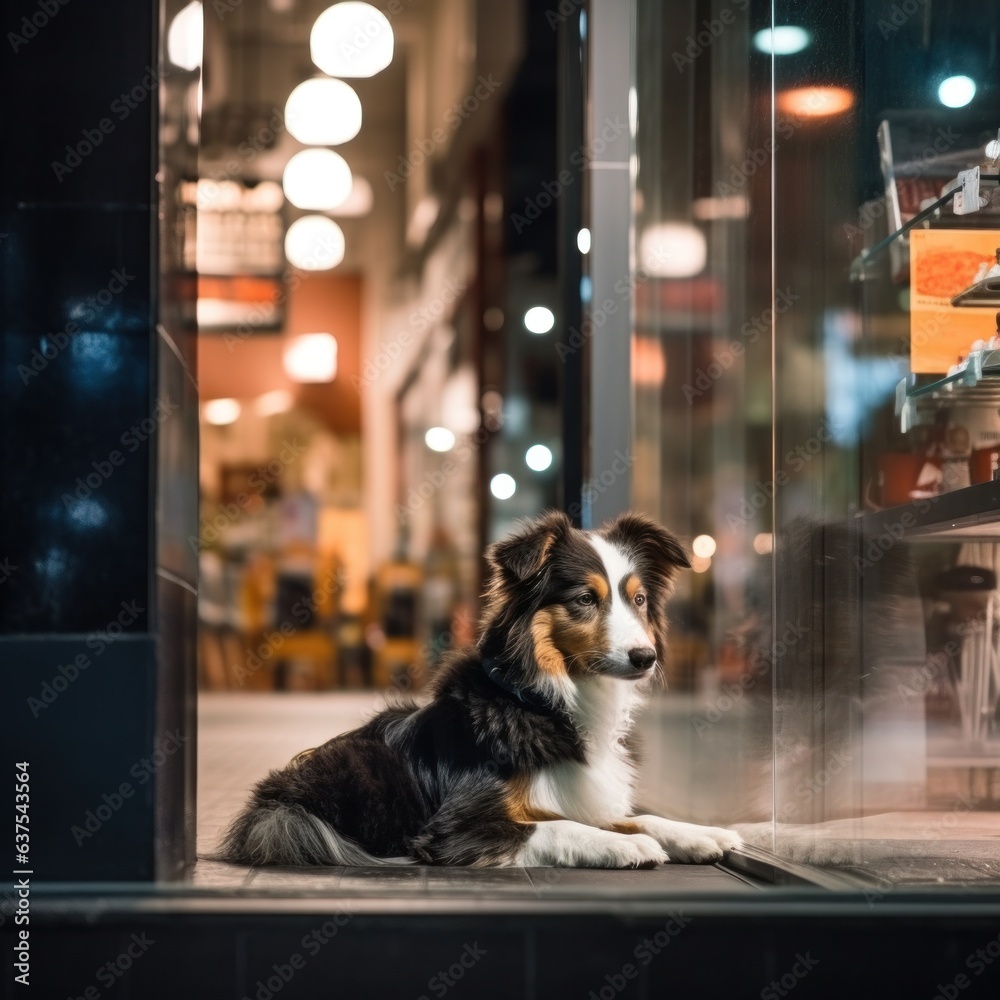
[577,592,595,606]
[634,594,646,607]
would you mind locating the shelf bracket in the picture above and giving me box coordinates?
[850,171,1000,282]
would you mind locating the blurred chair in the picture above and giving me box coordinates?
[370,555,423,690]
[241,546,341,690]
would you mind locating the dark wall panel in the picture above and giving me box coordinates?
[3,637,156,881]
[0,0,155,634]
[0,0,198,881]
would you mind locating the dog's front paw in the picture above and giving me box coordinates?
[632,816,742,864]
[663,830,732,864]
[704,826,742,853]
[520,821,669,868]
[600,833,670,870]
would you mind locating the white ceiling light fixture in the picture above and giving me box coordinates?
[284,77,363,146]
[938,75,976,108]
[524,306,555,334]
[752,26,811,55]
[577,228,591,254]
[490,474,516,500]
[167,1,203,71]
[282,149,353,211]
[285,216,346,271]
[424,427,456,452]
[203,398,241,425]
[639,222,707,278]
[311,2,394,78]
[525,444,553,472]
[692,534,717,558]
[283,333,338,383]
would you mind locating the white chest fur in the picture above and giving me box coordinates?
[527,675,644,825]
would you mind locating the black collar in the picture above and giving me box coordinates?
[481,656,555,714]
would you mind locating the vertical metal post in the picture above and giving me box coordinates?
[585,0,633,526]
[557,5,585,526]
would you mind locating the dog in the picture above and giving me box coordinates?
[217,510,741,868]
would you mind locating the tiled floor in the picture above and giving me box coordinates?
[196,692,382,884]
[195,692,753,895]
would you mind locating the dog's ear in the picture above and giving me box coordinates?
[486,510,572,584]
[601,511,691,575]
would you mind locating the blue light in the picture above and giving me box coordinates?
[66,498,109,530]
[752,26,811,55]
[70,332,123,389]
[938,75,976,108]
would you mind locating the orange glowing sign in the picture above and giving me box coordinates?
[776,86,854,119]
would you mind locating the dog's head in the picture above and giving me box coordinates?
[480,510,690,704]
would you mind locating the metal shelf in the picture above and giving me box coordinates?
[897,348,1000,432]
[861,480,1000,539]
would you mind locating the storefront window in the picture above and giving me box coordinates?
[632,0,775,835]
[636,0,1000,885]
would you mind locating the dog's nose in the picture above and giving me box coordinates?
[627,647,656,670]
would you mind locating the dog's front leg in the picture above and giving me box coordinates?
[606,817,742,864]
[519,819,668,868]
[410,785,669,868]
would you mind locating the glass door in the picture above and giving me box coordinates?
[633,0,1000,886]
[771,0,1000,882]
[631,0,775,833]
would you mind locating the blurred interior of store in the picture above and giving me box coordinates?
[191,0,558,702]
[181,0,1000,888]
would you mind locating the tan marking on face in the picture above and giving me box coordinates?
[531,610,570,678]
[587,572,610,602]
[505,774,563,824]
[540,605,608,675]
[622,574,657,646]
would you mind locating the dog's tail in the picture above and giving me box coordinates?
[213,777,412,867]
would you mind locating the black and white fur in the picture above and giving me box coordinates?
[217,511,741,868]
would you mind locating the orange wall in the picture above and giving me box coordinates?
[198,271,362,434]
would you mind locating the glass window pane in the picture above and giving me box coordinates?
[633,0,775,836]
[636,0,1000,887]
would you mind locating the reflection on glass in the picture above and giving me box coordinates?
[68,332,123,388]
[636,0,1000,887]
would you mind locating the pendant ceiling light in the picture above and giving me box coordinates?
[284,77,363,146]
[167,1,203,71]
[282,149,353,210]
[202,398,240,425]
[310,2,394,78]
[284,333,339,383]
[284,216,346,271]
